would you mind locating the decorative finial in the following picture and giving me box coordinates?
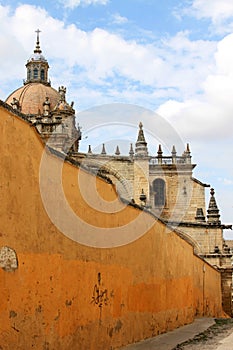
[157,145,163,164]
[34,29,42,54]
[137,122,146,142]
[210,188,215,196]
[135,122,148,156]
[157,144,163,156]
[43,96,50,115]
[207,188,221,225]
[11,97,20,111]
[172,145,176,156]
[101,143,106,155]
[58,86,66,102]
[139,189,147,206]
[171,145,177,164]
[184,143,191,164]
[115,145,120,155]
[129,143,134,157]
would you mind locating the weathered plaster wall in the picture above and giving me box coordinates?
[0,105,223,350]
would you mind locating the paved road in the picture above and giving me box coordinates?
[119,318,233,350]
[216,331,233,349]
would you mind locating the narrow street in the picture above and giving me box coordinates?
[120,319,233,350]
[172,319,233,350]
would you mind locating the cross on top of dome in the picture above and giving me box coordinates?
[34,29,42,54]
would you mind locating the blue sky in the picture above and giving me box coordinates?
[0,0,233,237]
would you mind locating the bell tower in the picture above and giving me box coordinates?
[24,29,50,86]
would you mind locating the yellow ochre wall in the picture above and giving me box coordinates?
[0,104,223,350]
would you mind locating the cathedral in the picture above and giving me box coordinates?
[5,32,233,313]
[0,31,232,347]
[0,30,232,350]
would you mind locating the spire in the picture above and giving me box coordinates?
[184,143,191,164]
[171,145,176,157]
[115,145,120,155]
[137,122,146,143]
[101,143,107,155]
[157,144,163,156]
[207,188,221,225]
[157,144,163,164]
[135,122,148,157]
[34,29,42,54]
[172,145,177,164]
[129,143,134,157]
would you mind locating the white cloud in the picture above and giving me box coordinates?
[58,0,108,9]
[182,0,233,34]
[159,31,216,96]
[186,0,233,22]
[0,5,210,101]
[157,32,233,141]
[0,3,232,142]
[0,5,159,86]
[112,13,128,25]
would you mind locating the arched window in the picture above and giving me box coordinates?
[41,69,45,81]
[33,68,38,79]
[153,179,166,207]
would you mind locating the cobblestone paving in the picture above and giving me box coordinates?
[172,319,233,350]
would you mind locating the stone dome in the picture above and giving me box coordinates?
[5,83,60,115]
[5,30,61,115]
